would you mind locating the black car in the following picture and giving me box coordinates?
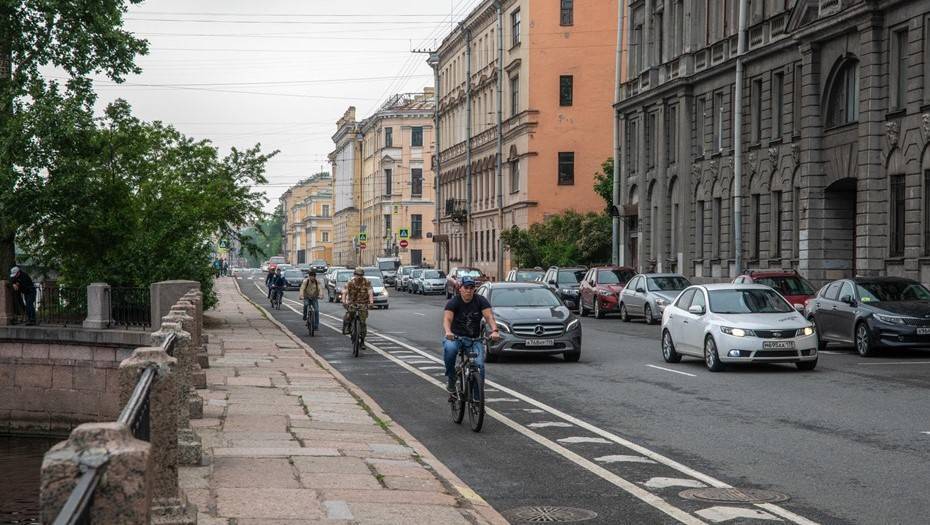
[282,270,305,291]
[309,259,328,273]
[804,277,930,356]
[541,266,587,310]
[505,268,545,283]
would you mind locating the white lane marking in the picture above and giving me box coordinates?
[414,312,426,316]
[921,431,930,435]
[527,422,574,429]
[696,507,781,523]
[856,361,930,366]
[417,366,445,371]
[405,360,438,365]
[595,455,657,465]
[305,304,816,525]
[485,398,521,403]
[522,409,546,414]
[557,437,613,445]
[644,477,708,489]
[646,364,698,377]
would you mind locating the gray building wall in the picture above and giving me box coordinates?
[616,0,930,287]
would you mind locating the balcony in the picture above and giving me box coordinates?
[444,199,467,224]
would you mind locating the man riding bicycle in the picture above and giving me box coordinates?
[442,277,500,393]
[265,265,277,299]
[342,268,374,339]
[299,270,321,330]
[268,268,286,306]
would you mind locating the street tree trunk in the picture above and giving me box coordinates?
[0,5,16,273]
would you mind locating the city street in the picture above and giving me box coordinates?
[240,277,930,525]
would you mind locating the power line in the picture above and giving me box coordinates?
[126,17,445,25]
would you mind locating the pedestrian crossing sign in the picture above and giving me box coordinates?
[398,228,409,240]
[358,232,368,242]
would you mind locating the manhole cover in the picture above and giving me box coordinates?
[503,506,598,523]
[679,488,790,504]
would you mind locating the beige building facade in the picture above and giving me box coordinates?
[330,107,363,267]
[280,172,334,266]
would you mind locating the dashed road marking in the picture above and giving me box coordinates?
[695,506,781,523]
[646,364,698,377]
[856,361,930,366]
[595,455,657,465]
[557,437,613,445]
[527,422,574,429]
[485,398,521,403]
[645,477,709,489]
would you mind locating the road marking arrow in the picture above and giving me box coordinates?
[695,506,781,523]
[644,477,708,489]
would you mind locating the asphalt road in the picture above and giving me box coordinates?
[240,276,930,525]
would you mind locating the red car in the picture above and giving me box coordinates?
[733,269,817,309]
[577,266,636,318]
[445,267,489,298]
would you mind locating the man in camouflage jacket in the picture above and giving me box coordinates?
[342,268,374,339]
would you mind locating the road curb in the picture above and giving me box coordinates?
[231,277,509,525]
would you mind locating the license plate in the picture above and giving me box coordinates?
[762,341,795,350]
[525,339,555,347]
[918,328,930,335]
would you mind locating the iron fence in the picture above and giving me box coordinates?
[110,287,151,328]
[34,285,87,326]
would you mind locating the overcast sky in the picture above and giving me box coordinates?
[88,0,482,213]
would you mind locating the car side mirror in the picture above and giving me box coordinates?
[840,295,857,307]
[794,304,805,312]
[636,287,645,293]
[548,280,557,286]
[688,304,705,315]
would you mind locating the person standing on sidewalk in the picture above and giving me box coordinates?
[9,266,37,325]
[299,270,321,330]
[342,268,373,338]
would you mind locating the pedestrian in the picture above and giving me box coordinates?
[9,266,36,325]
[299,270,321,330]
[222,260,229,276]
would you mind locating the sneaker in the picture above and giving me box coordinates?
[446,377,456,394]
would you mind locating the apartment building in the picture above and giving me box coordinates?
[434,0,619,279]
[329,107,363,267]
[279,172,334,266]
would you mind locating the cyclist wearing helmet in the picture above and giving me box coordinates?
[342,267,374,339]
[442,276,500,393]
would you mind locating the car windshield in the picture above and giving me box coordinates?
[855,281,930,303]
[709,289,793,314]
[364,268,380,276]
[365,277,384,287]
[411,270,423,277]
[460,269,482,278]
[378,261,398,271]
[336,272,352,282]
[423,270,445,279]
[648,276,691,291]
[515,271,543,282]
[753,276,815,296]
[284,271,303,280]
[597,269,635,285]
[558,270,586,284]
[490,287,561,307]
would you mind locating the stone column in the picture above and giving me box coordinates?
[150,280,200,331]
[797,42,826,284]
[83,283,112,329]
[0,282,13,326]
[182,290,209,369]
[152,319,203,466]
[169,302,206,391]
[118,347,195,525]
[40,422,151,524]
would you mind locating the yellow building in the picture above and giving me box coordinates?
[279,172,334,266]
[330,107,363,267]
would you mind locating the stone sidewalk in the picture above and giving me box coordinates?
[179,278,507,525]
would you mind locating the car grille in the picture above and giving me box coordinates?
[512,322,565,337]
[902,317,930,326]
[754,329,798,339]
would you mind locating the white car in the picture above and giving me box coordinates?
[365,276,390,309]
[660,283,818,371]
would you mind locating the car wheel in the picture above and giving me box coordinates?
[704,337,725,372]
[384,305,389,310]
[855,322,875,357]
[662,330,682,363]
[564,350,581,362]
[644,304,655,325]
[594,299,604,319]
[796,359,817,371]
[577,298,588,317]
[620,303,630,322]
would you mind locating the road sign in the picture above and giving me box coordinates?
[359,242,367,250]
[399,240,409,248]
[358,233,368,242]
[398,228,409,239]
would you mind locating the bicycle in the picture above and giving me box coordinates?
[449,336,486,432]
[346,304,365,357]
[305,300,316,337]
[270,287,283,310]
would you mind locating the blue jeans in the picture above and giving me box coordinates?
[443,337,485,381]
[303,298,319,328]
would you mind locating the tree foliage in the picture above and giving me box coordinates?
[500,211,611,268]
[592,157,614,212]
[239,205,284,268]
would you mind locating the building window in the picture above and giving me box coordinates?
[655,13,663,64]
[772,71,784,139]
[712,197,722,257]
[510,159,520,192]
[559,75,573,106]
[751,78,762,143]
[322,204,330,217]
[751,194,761,259]
[696,97,706,156]
[825,59,859,128]
[771,191,782,258]
[560,0,573,26]
[925,16,930,105]
[511,9,521,46]
[412,214,423,239]
[632,24,643,73]
[925,170,930,255]
[646,112,657,169]
[890,175,906,257]
[322,231,329,242]
[713,92,723,152]
[411,126,423,147]
[695,200,705,259]
[673,0,683,54]
[384,168,393,196]
[628,119,639,173]
[892,29,908,110]
[510,75,519,117]
[793,64,802,136]
[558,152,575,185]
[411,168,423,197]
[667,105,678,165]
[385,127,393,147]
[793,185,800,258]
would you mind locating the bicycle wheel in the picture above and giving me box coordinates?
[351,316,361,357]
[450,370,465,424]
[466,369,485,432]
[306,307,315,337]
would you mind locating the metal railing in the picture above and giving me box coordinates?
[111,287,151,328]
[51,333,176,524]
[35,285,87,326]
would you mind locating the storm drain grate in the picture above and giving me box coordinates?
[503,506,597,523]
[679,488,790,504]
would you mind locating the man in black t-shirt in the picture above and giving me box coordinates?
[442,277,500,393]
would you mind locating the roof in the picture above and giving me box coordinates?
[482,282,547,289]
[852,276,918,283]
[699,283,772,291]
[638,273,686,278]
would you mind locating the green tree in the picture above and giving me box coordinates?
[0,0,148,273]
[240,205,284,267]
[592,157,614,212]
[501,211,611,268]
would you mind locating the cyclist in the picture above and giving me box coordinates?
[269,267,286,306]
[265,264,277,299]
[299,270,321,330]
[442,276,500,393]
[342,267,374,339]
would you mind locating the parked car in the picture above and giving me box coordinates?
[310,259,328,273]
[277,263,294,273]
[804,277,930,356]
[396,265,420,292]
[365,276,390,309]
[360,267,382,279]
[377,257,401,286]
[577,266,636,318]
[282,270,304,291]
[326,270,354,302]
[408,268,425,294]
[661,283,818,371]
[446,267,489,298]
[734,269,817,309]
[505,268,545,283]
[323,266,345,289]
[541,266,587,310]
[619,273,691,325]
[477,282,582,362]
[416,269,447,294]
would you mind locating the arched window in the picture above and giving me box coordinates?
[825,58,859,128]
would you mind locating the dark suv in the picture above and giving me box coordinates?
[733,269,817,309]
[542,266,588,310]
[804,277,930,356]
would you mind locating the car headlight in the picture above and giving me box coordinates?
[566,319,580,331]
[796,325,815,336]
[874,313,906,325]
[655,298,668,306]
[495,321,511,333]
[720,326,755,337]
[597,289,614,296]
[383,290,389,297]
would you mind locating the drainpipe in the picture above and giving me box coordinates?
[612,0,625,266]
[463,23,473,267]
[733,0,748,275]
[428,52,443,271]
[496,0,505,280]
